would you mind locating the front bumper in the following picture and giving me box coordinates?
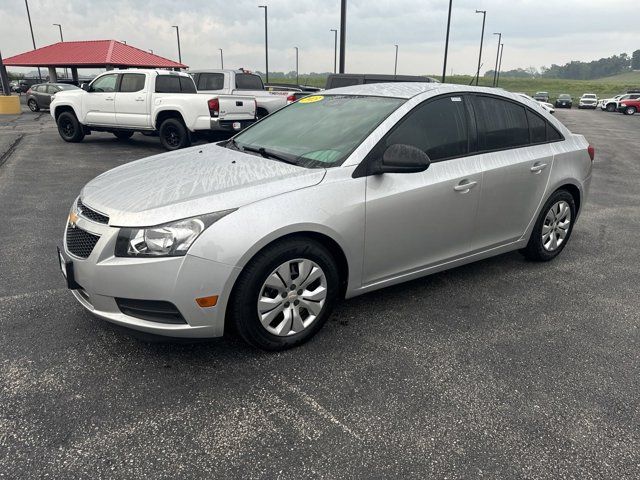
[60,218,240,338]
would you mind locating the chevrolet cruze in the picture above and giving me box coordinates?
[58,83,594,350]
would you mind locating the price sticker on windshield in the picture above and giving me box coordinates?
[299,95,325,104]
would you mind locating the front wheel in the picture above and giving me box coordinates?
[27,99,39,112]
[520,190,576,262]
[56,111,85,143]
[158,118,191,150]
[624,107,637,116]
[606,104,616,112]
[229,238,340,351]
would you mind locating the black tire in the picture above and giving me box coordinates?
[27,99,39,112]
[520,189,577,262]
[158,118,191,150]
[229,238,340,351]
[113,131,134,140]
[606,103,616,112]
[624,107,637,116]
[56,111,85,143]
[256,108,269,120]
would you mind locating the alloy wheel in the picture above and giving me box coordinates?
[28,100,38,111]
[542,201,571,252]
[257,258,327,336]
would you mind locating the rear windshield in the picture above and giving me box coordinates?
[233,95,405,168]
[235,74,264,90]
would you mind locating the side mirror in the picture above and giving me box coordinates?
[373,144,431,174]
[81,83,89,91]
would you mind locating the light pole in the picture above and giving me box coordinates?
[219,48,224,69]
[339,0,346,73]
[394,44,398,76]
[24,0,42,80]
[53,23,67,78]
[258,6,269,83]
[474,10,486,86]
[172,25,182,64]
[330,29,337,74]
[294,47,299,85]
[496,43,504,87]
[492,32,501,87]
[441,0,454,83]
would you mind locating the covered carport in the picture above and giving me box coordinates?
[3,40,186,84]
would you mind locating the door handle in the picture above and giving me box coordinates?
[454,180,478,193]
[530,163,548,173]
[105,97,114,101]
[135,98,144,102]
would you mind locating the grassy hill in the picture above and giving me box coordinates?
[595,71,640,83]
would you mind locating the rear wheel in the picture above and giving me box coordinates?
[229,238,340,351]
[27,99,39,112]
[113,131,134,140]
[624,106,637,116]
[158,118,191,150]
[521,190,576,262]
[56,111,85,143]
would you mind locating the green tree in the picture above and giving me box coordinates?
[632,50,640,70]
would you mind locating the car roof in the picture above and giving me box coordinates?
[322,82,529,100]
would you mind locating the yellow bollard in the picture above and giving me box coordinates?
[0,96,21,114]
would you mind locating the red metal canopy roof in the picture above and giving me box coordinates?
[4,40,186,69]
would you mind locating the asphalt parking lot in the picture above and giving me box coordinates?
[1,104,639,479]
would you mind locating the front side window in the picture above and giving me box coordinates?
[197,73,224,90]
[46,85,58,94]
[233,95,405,168]
[235,74,264,90]
[120,74,146,93]
[383,96,469,161]
[91,74,118,92]
[472,95,529,151]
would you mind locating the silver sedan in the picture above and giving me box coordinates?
[58,83,594,350]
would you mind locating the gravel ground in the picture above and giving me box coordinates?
[0,106,638,479]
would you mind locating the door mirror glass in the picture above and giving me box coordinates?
[376,144,431,174]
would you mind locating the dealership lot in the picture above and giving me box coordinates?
[1,107,639,478]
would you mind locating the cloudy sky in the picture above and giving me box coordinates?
[2,0,638,76]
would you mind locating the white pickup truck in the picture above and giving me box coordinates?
[50,69,256,150]
[189,69,298,119]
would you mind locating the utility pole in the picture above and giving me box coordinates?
[441,0,453,83]
[172,25,182,63]
[474,10,486,86]
[219,48,224,69]
[258,6,269,83]
[339,0,346,73]
[394,44,398,76]
[294,47,299,85]
[330,29,337,74]
[492,32,502,87]
[496,43,504,87]
[53,24,68,79]
[24,0,42,80]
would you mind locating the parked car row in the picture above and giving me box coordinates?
[598,92,640,114]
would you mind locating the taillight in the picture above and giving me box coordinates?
[587,145,595,161]
[286,94,296,104]
[208,98,219,117]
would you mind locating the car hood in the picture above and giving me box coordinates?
[80,143,326,227]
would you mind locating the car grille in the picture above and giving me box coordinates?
[66,226,100,259]
[77,198,109,224]
[115,298,187,324]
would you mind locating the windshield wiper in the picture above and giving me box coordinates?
[241,145,298,165]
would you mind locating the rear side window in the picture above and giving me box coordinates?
[179,76,197,93]
[527,110,547,144]
[235,74,264,90]
[546,123,562,141]
[384,96,469,161]
[473,95,529,151]
[197,73,224,90]
[120,74,146,92]
[155,75,181,93]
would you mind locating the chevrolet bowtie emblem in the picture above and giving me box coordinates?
[69,212,79,228]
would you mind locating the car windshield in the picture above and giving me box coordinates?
[583,94,596,98]
[559,94,571,99]
[231,95,405,168]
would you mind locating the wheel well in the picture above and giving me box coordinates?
[256,107,269,118]
[54,105,75,120]
[155,110,185,129]
[557,184,581,214]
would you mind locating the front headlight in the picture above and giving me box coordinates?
[115,210,235,257]
[620,103,627,107]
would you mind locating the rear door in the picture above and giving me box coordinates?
[363,95,483,284]
[84,73,118,125]
[470,95,556,249]
[114,73,150,127]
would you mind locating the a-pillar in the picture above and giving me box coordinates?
[47,67,58,83]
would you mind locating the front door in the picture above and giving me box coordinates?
[83,73,118,125]
[114,73,150,128]
[363,95,482,285]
